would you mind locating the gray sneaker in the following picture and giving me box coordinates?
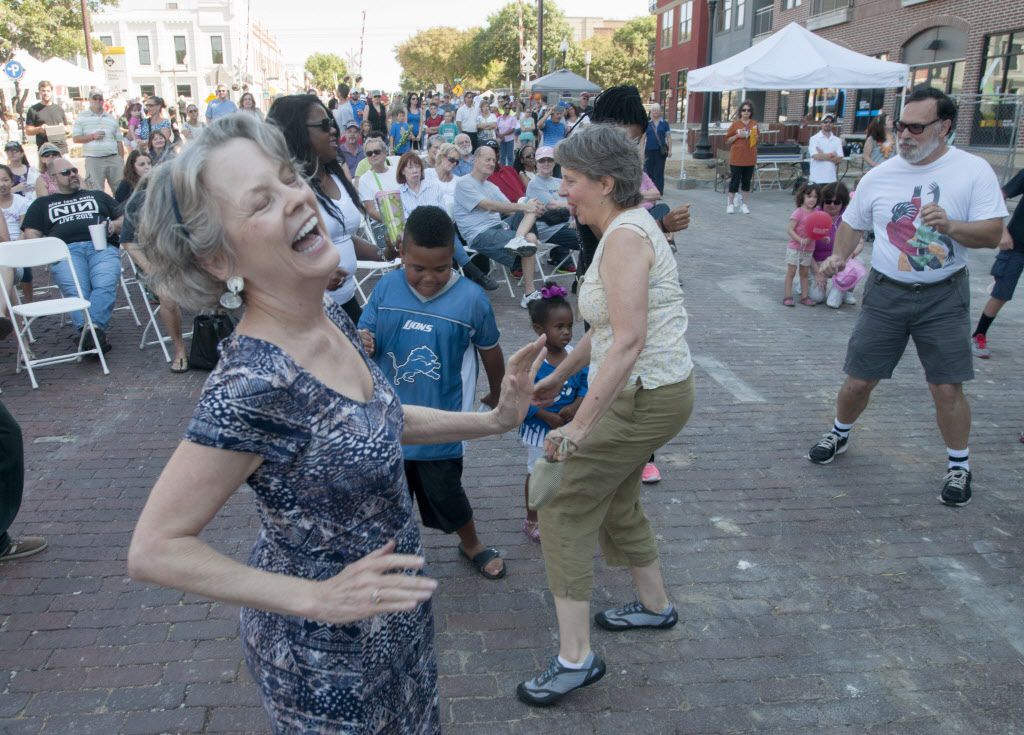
[516,652,606,706]
[594,600,678,631]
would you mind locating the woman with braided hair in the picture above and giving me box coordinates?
[267,95,393,322]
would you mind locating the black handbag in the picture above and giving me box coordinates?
[189,312,236,371]
[539,208,571,226]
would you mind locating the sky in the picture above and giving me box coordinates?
[250,0,648,91]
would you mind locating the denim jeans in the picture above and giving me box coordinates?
[499,140,515,167]
[453,238,471,267]
[50,241,122,330]
[469,212,534,268]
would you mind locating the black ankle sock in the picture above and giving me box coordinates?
[974,314,995,337]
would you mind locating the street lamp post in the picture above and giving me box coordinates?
[692,0,719,160]
[559,39,569,69]
[585,50,592,80]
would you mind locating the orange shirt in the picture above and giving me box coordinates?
[727,120,759,167]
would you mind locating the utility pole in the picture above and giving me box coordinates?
[537,0,544,78]
[358,11,366,78]
[80,0,95,71]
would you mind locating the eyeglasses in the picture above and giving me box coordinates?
[893,118,941,135]
[306,118,335,133]
[57,167,78,176]
[822,199,842,205]
[91,96,104,101]
[445,156,460,164]
[41,151,60,157]
[740,108,752,113]
[522,154,534,159]
[366,149,385,156]
[537,158,554,163]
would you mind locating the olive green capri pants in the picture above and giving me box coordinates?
[538,374,695,601]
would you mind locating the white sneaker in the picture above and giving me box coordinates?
[504,235,537,257]
[726,204,735,214]
[826,284,842,309]
[520,291,542,308]
[740,203,751,214]
[843,291,857,305]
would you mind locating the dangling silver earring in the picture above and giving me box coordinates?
[219,275,244,309]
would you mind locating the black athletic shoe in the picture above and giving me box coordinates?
[516,653,606,707]
[939,467,972,506]
[807,431,848,464]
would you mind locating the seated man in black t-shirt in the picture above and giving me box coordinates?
[21,158,123,352]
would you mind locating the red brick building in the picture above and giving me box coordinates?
[652,0,710,123]
[653,0,1024,144]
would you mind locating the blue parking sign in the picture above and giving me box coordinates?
[4,60,25,81]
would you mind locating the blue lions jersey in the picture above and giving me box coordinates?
[359,270,500,460]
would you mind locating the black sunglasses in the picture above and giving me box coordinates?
[822,198,842,205]
[57,167,78,176]
[893,118,941,135]
[307,118,335,133]
[445,156,460,164]
[366,148,385,156]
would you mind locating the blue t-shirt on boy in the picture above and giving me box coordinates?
[358,270,500,460]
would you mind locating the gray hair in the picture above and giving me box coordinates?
[554,123,642,209]
[137,114,301,311]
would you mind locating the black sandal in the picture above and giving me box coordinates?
[458,545,506,580]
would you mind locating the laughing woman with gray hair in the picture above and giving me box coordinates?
[519,123,695,706]
[126,114,545,734]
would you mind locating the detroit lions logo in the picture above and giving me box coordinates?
[387,346,441,384]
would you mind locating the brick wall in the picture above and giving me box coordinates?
[766,0,1024,144]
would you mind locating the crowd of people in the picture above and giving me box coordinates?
[1,78,1021,735]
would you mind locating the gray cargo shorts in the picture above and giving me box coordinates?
[843,267,973,385]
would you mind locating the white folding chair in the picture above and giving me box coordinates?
[115,248,142,326]
[354,259,402,305]
[122,253,191,362]
[462,245,516,298]
[0,238,110,389]
[755,162,782,191]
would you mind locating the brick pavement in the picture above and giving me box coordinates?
[1,184,1023,734]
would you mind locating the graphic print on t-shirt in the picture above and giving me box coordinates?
[886,182,956,272]
[48,196,99,226]
[387,345,441,384]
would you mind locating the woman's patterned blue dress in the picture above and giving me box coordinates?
[185,303,440,734]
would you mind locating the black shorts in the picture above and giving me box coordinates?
[404,458,472,533]
[990,249,1024,301]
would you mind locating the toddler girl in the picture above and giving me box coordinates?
[784,183,820,307]
[519,284,588,541]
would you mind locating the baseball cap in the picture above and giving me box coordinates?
[822,114,835,122]
[38,142,61,156]
[535,146,555,160]
[4,141,22,150]
[345,121,359,129]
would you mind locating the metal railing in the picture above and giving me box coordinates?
[753,6,773,37]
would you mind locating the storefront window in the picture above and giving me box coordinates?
[675,69,687,123]
[805,87,845,122]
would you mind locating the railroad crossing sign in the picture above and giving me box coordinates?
[3,60,25,81]
[451,83,464,97]
[520,47,536,76]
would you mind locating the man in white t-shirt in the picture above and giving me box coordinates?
[807,115,844,184]
[455,92,481,149]
[807,87,1007,507]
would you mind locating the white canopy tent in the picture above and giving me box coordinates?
[38,58,106,91]
[688,22,909,92]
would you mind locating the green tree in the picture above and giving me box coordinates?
[395,26,480,91]
[469,1,574,84]
[303,53,348,93]
[571,16,655,97]
[0,0,118,61]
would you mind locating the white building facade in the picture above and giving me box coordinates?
[91,0,288,110]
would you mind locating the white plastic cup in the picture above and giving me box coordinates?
[88,223,108,251]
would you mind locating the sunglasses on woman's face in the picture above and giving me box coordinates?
[822,199,841,205]
[307,118,335,133]
[741,108,752,113]
[445,156,460,164]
